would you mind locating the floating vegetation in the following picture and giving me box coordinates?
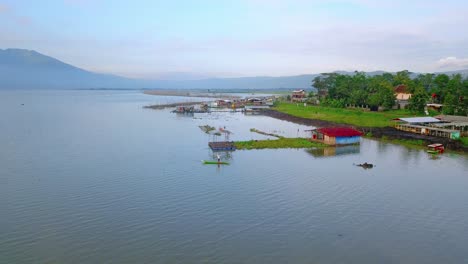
[250,128,283,138]
[199,125,216,134]
[234,138,326,150]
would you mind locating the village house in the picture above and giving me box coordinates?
[308,127,363,145]
[291,89,306,102]
[246,97,264,106]
[215,99,232,107]
[394,84,412,109]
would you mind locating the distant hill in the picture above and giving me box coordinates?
[1,49,467,89]
[440,69,468,77]
[0,49,146,89]
[0,49,319,89]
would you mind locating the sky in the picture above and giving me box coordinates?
[1,0,468,79]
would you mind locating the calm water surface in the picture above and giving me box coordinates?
[1,90,468,263]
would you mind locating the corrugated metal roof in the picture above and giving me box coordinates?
[316,127,363,137]
[398,117,441,123]
[434,115,468,123]
[433,122,468,127]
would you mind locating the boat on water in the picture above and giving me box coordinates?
[427,143,444,154]
[356,162,374,169]
[202,160,230,165]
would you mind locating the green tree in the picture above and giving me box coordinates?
[442,93,456,114]
[393,70,411,84]
[408,86,428,112]
[414,73,434,92]
[368,79,395,109]
[430,74,449,103]
[443,74,466,115]
[313,73,338,101]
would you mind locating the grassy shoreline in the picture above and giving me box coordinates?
[270,102,468,152]
[364,134,427,148]
[234,138,327,150]
[273,102,415,127]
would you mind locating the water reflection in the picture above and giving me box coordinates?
[2,90,468,264]
[307,144,360,158]
[210,151,233,161]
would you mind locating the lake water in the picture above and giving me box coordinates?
[1,90,468,263]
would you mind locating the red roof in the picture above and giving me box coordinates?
[394,84,409,93]
[316,127,363,137]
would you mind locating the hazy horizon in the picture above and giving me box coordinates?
[1,0,468,79]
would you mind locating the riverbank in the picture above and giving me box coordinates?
[274,102,413,127]
[264,108,468,152]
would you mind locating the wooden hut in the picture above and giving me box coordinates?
[309,127,363,145]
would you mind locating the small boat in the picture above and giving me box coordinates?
[202,160,230,165]
[427,143,444,154]
[356,162,374,169]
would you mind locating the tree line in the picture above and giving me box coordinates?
[312,70,468,115]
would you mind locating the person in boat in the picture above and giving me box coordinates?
[217,154,221,163]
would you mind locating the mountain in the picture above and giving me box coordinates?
[440,69,468,78]
[1,49,467,90]
[0,49,147,89]
[0,49,318,89]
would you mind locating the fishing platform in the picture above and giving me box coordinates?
[208,141,236,151]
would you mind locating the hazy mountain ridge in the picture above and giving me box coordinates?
[1,49,467,90]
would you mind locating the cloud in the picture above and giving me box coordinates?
[437,57,468,69]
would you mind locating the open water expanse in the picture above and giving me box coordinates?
[1,90,468,263]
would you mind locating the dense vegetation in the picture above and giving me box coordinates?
[274,102,413,127]
[312,70,468,115]
[461,137,468,147]
[234,138,326,150]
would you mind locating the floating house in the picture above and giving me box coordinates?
[308,127,363,145]
[246,97,265,106]
[291,90,306,102]
[208,141,236,151]
[394,117,460,139]
[433,115,468,137]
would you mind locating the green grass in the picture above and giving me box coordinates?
[380,136,426,148]
[460,137,468,147]
[234,138,327,150]
[274,102,416,127]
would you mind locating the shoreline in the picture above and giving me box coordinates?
[143,90,241,109]
[144,101,207,109]
[143,90,240,99]
[263,109,468,152]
